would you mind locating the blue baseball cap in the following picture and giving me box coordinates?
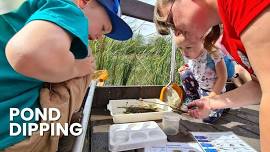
[97,0,133,41]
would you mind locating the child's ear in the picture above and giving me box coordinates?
[77,0,88,8]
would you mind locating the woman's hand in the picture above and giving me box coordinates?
[187,97,212,119]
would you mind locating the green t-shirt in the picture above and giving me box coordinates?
[0,0,88,149]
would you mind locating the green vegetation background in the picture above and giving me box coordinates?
[91,34,184,86]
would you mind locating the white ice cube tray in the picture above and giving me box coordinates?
[109,121,167,152]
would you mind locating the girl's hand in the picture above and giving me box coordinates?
[187,98,212,119]
[178,64,189,74]
[208,92,217,97]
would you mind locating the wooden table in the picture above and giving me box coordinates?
[89,105,260,152]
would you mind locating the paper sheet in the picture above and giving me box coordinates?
[191,132,257,152]
[144,142,203,152]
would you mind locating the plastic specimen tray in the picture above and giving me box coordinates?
[109,121,167,152]
[107,98,173,123]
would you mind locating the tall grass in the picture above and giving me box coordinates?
[91,34,184,86]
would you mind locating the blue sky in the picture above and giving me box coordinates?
[123,0,157,37]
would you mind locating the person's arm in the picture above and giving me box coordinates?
[209,59,227,96]
[6,20,95,83]
[188,79,261,118]
[240,7,270,152]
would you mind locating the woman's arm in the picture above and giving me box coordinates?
[240,7,270,152]
[209,59,227,96]
[209,80,261,108]
[188,79,261,118]
[6,20,94,83]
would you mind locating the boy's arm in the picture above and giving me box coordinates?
[209,59,227,96]
[6,20,94,82]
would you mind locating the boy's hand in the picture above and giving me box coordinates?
[74,56,96,77]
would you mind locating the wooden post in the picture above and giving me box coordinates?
[121,0,154,22]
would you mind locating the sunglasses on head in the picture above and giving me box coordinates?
[165,0,176,31]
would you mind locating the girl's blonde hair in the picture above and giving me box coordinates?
[154,0,221,54]
[204,24,221,58]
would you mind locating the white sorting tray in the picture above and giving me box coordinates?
[107,98,172,123]
[109,121,167,152]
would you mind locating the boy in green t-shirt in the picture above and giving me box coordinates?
[0,0,132,150]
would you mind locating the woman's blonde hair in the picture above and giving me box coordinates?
[154,0,221,53]
[153,0,174,35]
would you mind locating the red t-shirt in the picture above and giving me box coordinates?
[217,0,270,74]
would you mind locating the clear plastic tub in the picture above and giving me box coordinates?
[107,99,173,123]
[162,112,181,135]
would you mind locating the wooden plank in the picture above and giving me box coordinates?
[244,105,260,112]
[228,106,259,124]
[90,125,110,152]
[92,86,163,108]
[90,109,113,126]
[222,113,259,135]
[121,0,154,22]
[179,116,221,132]
[213,117,259,139]
[233,106,259,117]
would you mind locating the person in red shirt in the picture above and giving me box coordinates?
[154,0,270,151]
